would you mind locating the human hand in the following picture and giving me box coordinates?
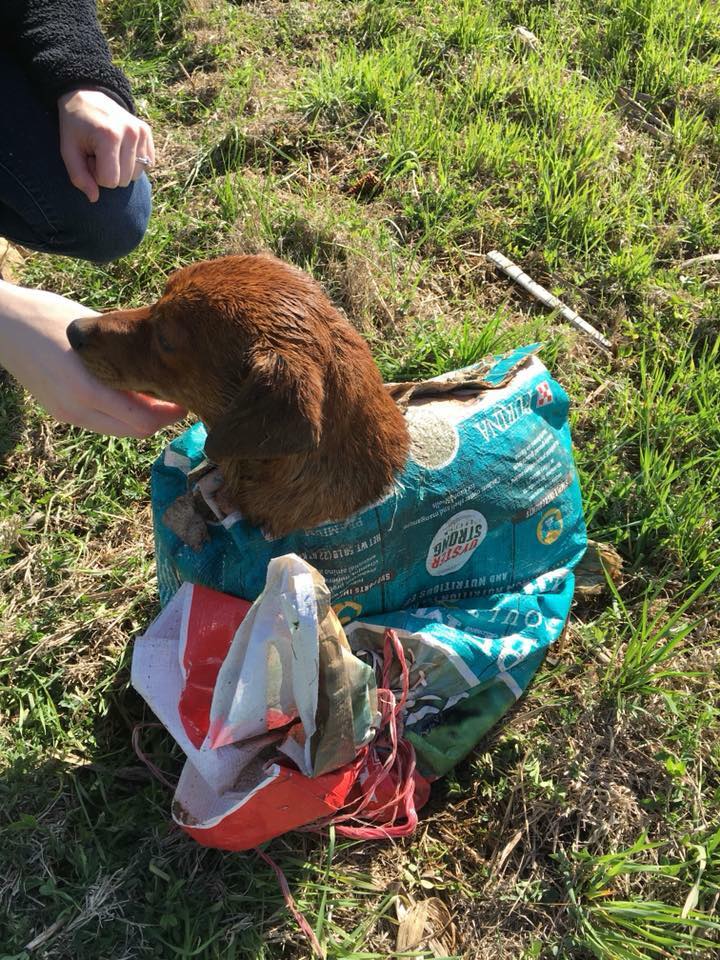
[0,282,185,437]
[58,89,155,203]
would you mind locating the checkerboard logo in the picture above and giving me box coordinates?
[536,381,553,407]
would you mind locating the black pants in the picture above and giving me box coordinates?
[0,56,151,263]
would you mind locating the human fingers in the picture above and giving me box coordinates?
[65,405,160,438]
[127,394,188,429]
[55,357,185,437]
[60,138,100,203]
[131,121,155,182]
[60,395,184,438]
[92,127,122,189]
[42,384,157,437]
[88,388,186,437]
[143,121,156,165]
[118,126,140,188]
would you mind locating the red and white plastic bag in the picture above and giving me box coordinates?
[132,554,428,850]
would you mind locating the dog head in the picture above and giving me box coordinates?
[67,255,330,462]
[68,253,411,534]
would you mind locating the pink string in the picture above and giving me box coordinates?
[131,723,178,791]
[254,847,326,959]
[266,629,419,954]
[308,628,420,840]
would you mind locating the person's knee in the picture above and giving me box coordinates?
[60,175,152,263]
[88,176,152,263]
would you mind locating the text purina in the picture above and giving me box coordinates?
[474,387,538,442]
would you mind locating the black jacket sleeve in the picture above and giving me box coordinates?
[1,0,134,112]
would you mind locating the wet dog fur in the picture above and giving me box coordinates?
[67,254,410,537]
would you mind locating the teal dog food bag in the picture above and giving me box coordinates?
[153,344,585,613]
[150,344,587,777]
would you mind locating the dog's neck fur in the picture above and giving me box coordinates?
[208,335,410,537]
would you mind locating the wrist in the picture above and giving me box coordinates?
[58,87,134,114]
[58,89,90,113]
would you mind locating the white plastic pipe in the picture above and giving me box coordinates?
[486,250,613,352]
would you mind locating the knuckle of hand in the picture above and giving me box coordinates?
[102,127,122,146]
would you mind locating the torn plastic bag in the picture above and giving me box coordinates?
[132,555,430,850]
[132,556,575,847]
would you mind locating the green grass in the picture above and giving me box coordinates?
[1,0,720,957]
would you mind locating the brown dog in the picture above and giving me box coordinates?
[67,254,410,536]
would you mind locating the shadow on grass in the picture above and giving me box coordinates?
[102,0,188,58]
[0,370,26,466]
[0,676,331,959]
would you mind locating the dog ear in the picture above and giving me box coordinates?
[204,350,323,461]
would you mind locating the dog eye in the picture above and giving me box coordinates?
[156,330,175,353]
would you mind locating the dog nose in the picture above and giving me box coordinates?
[67,318,93,350]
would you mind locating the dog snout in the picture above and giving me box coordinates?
[67,317,97,351]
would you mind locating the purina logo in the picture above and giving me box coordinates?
[426,510,488,576]
[536,381,553,407]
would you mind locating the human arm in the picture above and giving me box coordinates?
[1,0,134,110]
[0,282,185,437]
[2,1,155,201]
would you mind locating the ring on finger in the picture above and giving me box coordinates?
[135,155,153,167]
